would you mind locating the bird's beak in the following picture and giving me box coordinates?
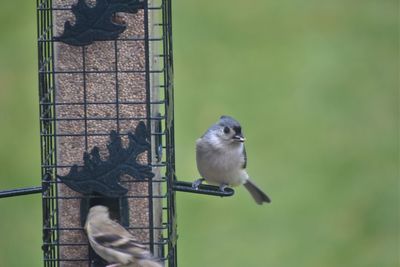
[232,134,245,143]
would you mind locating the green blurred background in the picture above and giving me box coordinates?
[0,0,398,266]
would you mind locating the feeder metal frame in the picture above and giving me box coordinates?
[37,0,177,266]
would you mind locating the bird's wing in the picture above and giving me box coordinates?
[93,234,149,257]
[242,145,247,169]
[90,220,150,259]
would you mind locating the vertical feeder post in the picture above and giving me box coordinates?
[38,0,176,266]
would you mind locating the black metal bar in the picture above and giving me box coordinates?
[40,100,166,105]
[39,69,163,74]
[144,0,155,254]
[40,116,165,121]
[82,45,88,150]
[114,37,120,133]
[0,186,43,198]
[172,181,235,197]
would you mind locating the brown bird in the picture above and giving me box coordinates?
[85,205,163,267]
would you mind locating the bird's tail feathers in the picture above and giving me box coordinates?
[243,179,271,205]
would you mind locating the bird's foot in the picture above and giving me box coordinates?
[192,178,205,189]
[219,183,229,192]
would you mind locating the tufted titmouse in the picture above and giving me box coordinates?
[193,115,271,205]
[85,205,163,267]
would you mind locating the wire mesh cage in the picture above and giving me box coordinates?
[37,0,176,266]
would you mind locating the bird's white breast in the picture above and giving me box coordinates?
[196,137,248,186]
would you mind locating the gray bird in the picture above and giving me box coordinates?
[85,205,163,267]
[193,115,271,204]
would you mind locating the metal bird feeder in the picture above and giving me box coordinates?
[38,0,176,265]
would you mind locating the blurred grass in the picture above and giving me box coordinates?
[0,0,398,266]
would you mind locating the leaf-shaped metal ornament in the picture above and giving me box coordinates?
[58,121,154,197]
[55,0,145,46]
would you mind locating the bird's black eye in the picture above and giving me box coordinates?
[223,127,230,134]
